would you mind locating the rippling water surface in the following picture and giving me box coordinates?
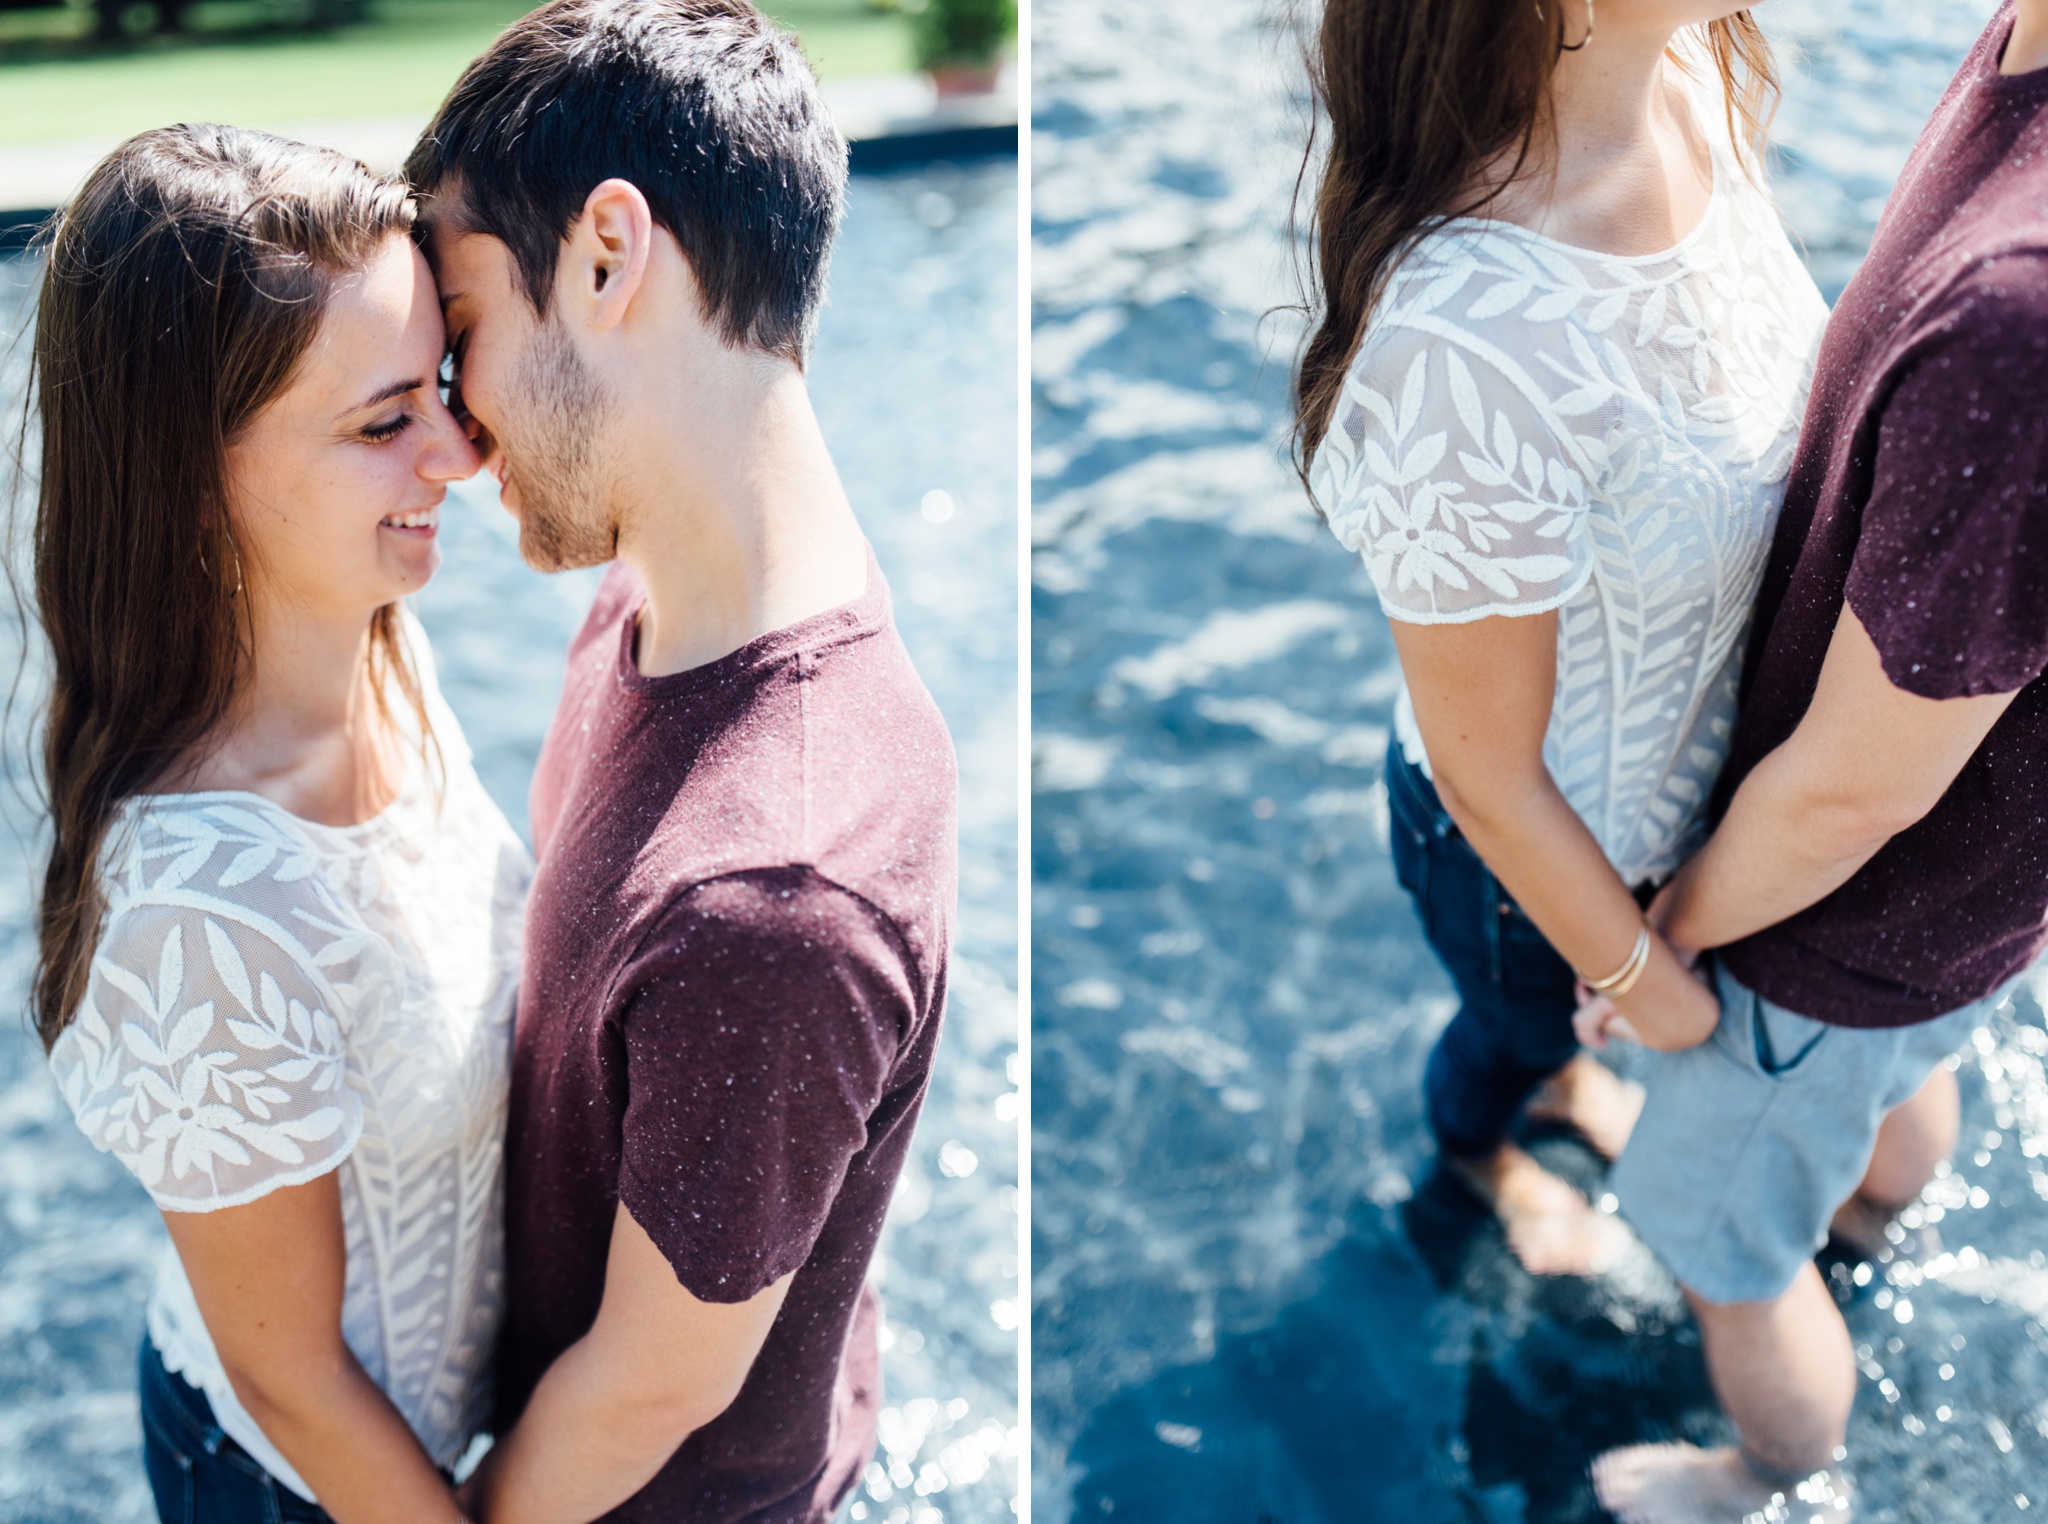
[0,158,1018,1524]
[1030,4,2047,1522]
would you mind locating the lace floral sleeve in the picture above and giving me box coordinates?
[51,898,363,1213]
[1313,321,1598,625]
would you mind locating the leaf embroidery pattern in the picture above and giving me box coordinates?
[1310,109,1830,884]
[48,719,532,1474]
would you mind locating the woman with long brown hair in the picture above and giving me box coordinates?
[27,125,527,1522]
[1295,0,1831,1323]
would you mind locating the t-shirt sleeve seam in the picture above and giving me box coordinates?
[616,1152,811,1304]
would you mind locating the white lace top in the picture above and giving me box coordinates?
[48,619,531,1500]
[1312,74,1829,884]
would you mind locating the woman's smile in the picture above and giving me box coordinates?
[379,506,441,537]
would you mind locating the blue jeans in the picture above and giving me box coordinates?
[140,1337,334,1524]
[1386,740,1582,1158]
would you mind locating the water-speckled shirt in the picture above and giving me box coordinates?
[501,555,957,1522]
[1720,3,2048,1027]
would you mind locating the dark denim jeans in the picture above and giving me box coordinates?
[140,1336,334,1524]
[1386,739,1582,1158]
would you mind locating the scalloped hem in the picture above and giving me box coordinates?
[145,1117,362,1214]
[1375,560,1593,628]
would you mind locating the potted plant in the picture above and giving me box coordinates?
[903,0,1015,97]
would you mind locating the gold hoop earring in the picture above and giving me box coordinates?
[1559,0,1595,52]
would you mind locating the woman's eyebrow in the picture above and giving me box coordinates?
[347,378,425,413]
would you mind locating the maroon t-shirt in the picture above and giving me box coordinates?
[1717,4,2048,1028]
[500,556,956,1521]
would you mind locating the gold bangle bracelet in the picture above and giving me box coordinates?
[1581,924,1651,995]
[1603,937,1652,999]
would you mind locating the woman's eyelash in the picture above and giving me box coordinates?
[361,413,415,442]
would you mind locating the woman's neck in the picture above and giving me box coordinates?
[176,596,405,828]
[1488,19,1716,258]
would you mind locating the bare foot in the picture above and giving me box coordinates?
[1593,1443,1851,1524]
[1448,1142,1635,1277]
[1525,1052,1645,1162]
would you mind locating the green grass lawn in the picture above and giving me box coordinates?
[0,0,912,146]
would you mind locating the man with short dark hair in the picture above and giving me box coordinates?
[405,4,958,1520]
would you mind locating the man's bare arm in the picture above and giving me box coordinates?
[1656,604,2017,953]
[468,1202,791,1524]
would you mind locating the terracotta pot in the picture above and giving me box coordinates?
[930,62,1002,98]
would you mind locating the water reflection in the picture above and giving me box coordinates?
[1030,3,2041,1521]
[0,158,1017,1524]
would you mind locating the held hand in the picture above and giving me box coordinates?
[1573,990,1642,1050]
[1609,939,1719,1052]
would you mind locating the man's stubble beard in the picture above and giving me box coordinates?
[500,311,618,574]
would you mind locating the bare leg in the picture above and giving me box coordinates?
[1448,1141,1635,1277]
[1523,1052,1646,1161]
[1592,1263,1855,1522]
[1831,1063,1959,1257]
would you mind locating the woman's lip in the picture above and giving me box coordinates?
[379,516,439,537]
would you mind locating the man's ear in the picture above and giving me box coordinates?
[564,178,654,332]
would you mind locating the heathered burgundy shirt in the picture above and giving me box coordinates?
[500,555,956,1522]
[1717,4,2048,1028]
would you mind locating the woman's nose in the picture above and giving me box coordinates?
[420,402,483,483]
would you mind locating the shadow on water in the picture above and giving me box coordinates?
[1065,1147,1731,1524]
[1031,2,2048,1521]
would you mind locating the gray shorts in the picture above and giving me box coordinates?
[1610,960,1993,1305]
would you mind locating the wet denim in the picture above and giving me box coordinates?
[139,1336,333,1524]
[1386,740,1581,1158]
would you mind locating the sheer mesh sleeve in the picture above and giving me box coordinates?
[1313,323,1596,625]
[51,898,362,1213]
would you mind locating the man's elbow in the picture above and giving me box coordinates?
[630,1369,748,1452]
[1797,781,1939,862]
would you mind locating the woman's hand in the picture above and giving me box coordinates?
[1572,989,1639,1050]
[1390,613,1721,1055]
[1576,933,1718,1051]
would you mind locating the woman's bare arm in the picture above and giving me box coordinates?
[161,1171,468,1524]
[1389,611,1718,1051]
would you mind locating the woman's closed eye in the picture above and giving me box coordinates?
[359,409,416,443]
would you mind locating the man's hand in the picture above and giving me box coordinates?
[472,1203,792,1524]
[1657,605,2017,955]
[1573,990,1642,1050]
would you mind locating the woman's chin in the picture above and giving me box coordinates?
[379,537,444,595]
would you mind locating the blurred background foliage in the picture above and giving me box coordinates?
[0,0,966,147]
[867,0,1015,71]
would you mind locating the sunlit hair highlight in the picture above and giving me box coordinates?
[23,124,429,1049]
